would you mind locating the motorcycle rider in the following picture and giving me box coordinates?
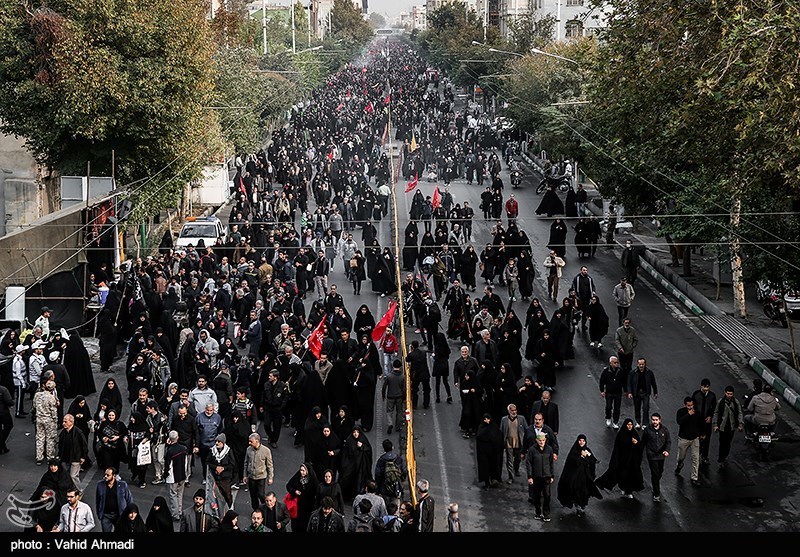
[744,383,780,437]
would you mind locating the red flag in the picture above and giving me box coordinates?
[336,102,344,111]
[383,94,391,106]
[372,301,398,342]
[432,186,442,208]
[365,101,374,114]
[238,174,246,197]
[404,174,418,193]
[306,315,327,359]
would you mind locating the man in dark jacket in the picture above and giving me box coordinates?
[530,389,559,436]
[525,435,555,522]
[206,434,234,508]
[180,489,219,532]
[57,414,88,489]
[95,467,133,532]
[260,370,287,448]
[307,496,346,532]
[571,266,596,329]
[170,406,197,483]
[473,330,499,365]
[640,413,671,502]
[599,356,627,429]
[407,341,431,410]
[453,346,480,387]
[675,397,701,485]
[375,439,408,505]
[712,386,743,467]
[691,378,717,466]
[259,491,290,532]
[415,479,435,532]
[627,357,658,429]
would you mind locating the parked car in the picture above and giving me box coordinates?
[175,216,226,249]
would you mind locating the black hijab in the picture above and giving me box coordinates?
[145,496,173,533]
[98,378,123,415]
[116,503,147,533]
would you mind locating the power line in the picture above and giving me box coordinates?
[457,65,800,272]
[0,79,299,291]
[0,80,300,315]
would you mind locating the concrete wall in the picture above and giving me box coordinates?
[0,201,85,291]
[0,132,38,178]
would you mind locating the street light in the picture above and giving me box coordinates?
[471,40,484,46]
[489,46,579,65]
[296,45,323,54]
[488,47,523,58]
[531,47,579,65]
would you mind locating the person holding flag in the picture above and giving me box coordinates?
[305,315,328,360]
[405,173,419,194]
[373,301,399,378]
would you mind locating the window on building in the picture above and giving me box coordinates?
[566,0,584,6]
[565,19,584,39]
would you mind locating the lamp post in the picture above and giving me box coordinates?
[262,0,267,55]
[488,46,579,65]
[291,1,296,54]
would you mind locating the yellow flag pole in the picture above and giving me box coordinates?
[386,77,417,507]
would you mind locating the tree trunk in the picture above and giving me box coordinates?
[730,196,747,318]
[682,241,692,277]
[782,285,799,370]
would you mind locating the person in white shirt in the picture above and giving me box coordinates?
[53,488,95,532]
[34,306,52,341]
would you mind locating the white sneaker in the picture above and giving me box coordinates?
[589,342,596,348]
[606,419,612,428]
[634,423,641,429]
[612,422,620,430]
[597,342,603,348]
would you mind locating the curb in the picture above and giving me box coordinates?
[522,147,800,409]
[638,257,705,316]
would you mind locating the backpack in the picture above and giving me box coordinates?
[383,459,403,498]
[354,517,373,533]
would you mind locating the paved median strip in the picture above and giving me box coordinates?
[639,258,705,316]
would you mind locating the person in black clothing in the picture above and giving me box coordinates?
[691,379,717,466]
[407,340,431,410]
[675,397,701,485]
[599,356,627,429]
[627,358,658,429]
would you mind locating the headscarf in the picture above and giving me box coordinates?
[145,496,173,533]
[115,503,147,533]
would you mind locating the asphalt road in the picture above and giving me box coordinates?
[2,140,799,535]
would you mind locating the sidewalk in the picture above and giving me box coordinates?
[520,148,800,412]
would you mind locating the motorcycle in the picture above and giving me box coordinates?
[510,170,522,188]
[756,281,788,327]
[535,175,571,195]
[745,423,775,461]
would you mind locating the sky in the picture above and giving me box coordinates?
[366,0,413,19]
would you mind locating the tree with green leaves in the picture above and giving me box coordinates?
[584,0,800,321]
[368,12,386,29]
[330,0,372,48]
[506,12,556,54]
[0,0,221,223]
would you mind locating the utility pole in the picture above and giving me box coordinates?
[484,0,488,42]
[291,1,296,54]
[262,0,267,55]
[307,1,311,47]
[556,0,562,41]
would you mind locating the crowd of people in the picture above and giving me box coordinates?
[0,36,784,534]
